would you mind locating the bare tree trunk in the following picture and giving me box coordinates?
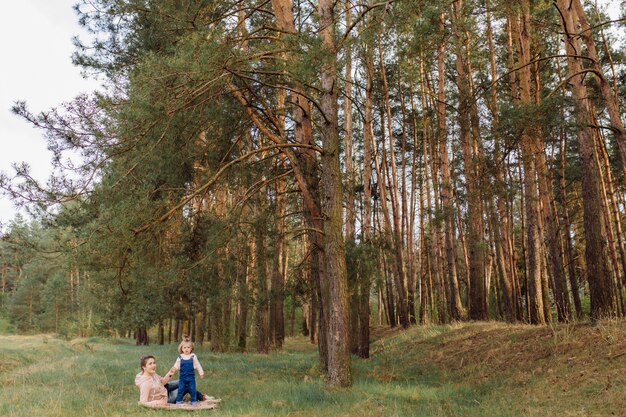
[158,321,164,345]
[344,0,355,242]
[346,1,359,353]
[556,0,617,319]
[237,241,250,350]
[379,43,409,328]
[407,80,420,325]
[559,129,583,319]
[318,0,352,386]
[451,0,487,320]
[358,25,374,357]
[515,1,546,324]
[399,70,416,325]
[435,12,464,320]
[419,156,431,324]
[270,164,286,348]
[486,0,516,322]
[254,206,269,354]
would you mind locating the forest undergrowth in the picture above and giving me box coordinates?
[0,320,624,417]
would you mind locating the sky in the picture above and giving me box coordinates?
[0,0,100,228]
[0,1,623,230]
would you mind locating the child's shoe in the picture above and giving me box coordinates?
[176,401,184,405]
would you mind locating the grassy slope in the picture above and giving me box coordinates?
[0,320,624,417]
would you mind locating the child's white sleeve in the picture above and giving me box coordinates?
[194,355,204,376]
[173,357,181,370]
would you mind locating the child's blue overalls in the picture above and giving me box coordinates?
[175,354,197,403]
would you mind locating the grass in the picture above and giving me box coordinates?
[0,319,625,416]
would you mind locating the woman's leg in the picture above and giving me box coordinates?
[194,390,206,401]
[165,380,179,404]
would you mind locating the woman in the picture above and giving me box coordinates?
[135,355,208,406]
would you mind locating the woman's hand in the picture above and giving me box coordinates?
[169,367,177,376]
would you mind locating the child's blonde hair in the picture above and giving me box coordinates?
[178,335,194,354]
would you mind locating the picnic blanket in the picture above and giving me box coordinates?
[139,398,221,411]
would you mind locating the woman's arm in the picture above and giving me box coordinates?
[160,369,175,385]
[139,378,168,406]
[138,380,154,403]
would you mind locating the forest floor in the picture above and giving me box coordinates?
[0,319,624,416]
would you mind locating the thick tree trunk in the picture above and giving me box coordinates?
[318,0,352,387]
[556,0,617,319]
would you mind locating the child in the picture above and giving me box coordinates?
[171,335,205,405]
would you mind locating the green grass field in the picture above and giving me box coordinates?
[1,320,624,416]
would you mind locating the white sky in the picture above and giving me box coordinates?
[0,0,100,228]
[0,1,623,230]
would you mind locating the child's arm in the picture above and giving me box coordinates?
[193,355,205,379]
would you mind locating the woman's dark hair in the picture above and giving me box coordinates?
[140,355,156,370]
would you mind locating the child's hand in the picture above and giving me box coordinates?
[200,374,204,379]
[169,367,177,375]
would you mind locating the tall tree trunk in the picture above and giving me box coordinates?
[555,0,617,319]
[237,240,251,350]
[344,0,355,242]
[399,68,416,325]
[254,207,270,354]
[451,0,487,320]
[559,129,583,319]
[379,43,410,328]
[486,0,516,322]
[407,79,420,325]
[436,12,464,320]
[357,24,375,356]
[516,1,546,324]
[270,164,286,348]
[318,0,352,386]
[345,0,359,353]
[269,0,329,366]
